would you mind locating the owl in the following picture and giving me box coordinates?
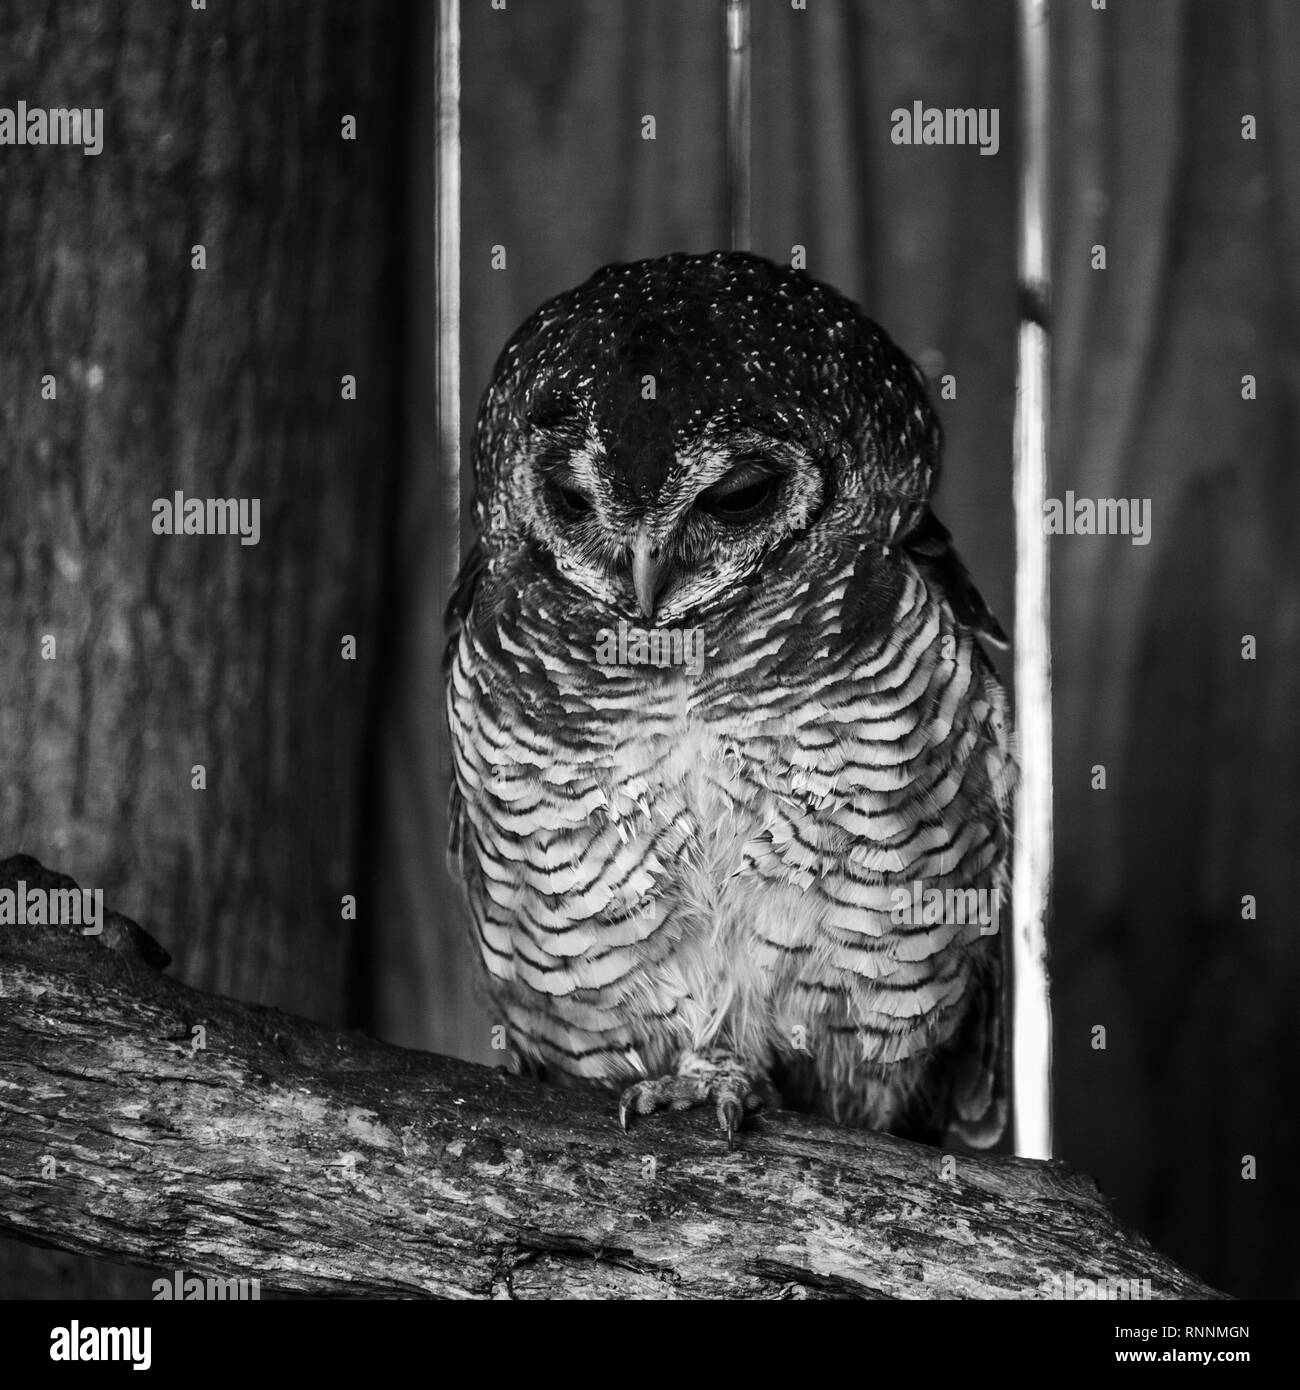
[445,251,1014,1148]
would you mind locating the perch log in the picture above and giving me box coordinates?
[0,856,1224,1300]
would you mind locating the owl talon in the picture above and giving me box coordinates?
[618,1073,709,1130]
[618,1051,767,1143]
[718,1094,744,1146]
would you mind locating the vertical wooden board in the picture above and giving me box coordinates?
[373,0,727,1063]
[0,0,403,1013]
[365,0,458,1055]
[749,0,1020,646]
[461,0,728,479]
[0,0,404,1296]
[1050,0,1300,1298]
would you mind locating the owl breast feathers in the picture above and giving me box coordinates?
[445,250,1015,1147]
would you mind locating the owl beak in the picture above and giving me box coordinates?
[632,525,669,621]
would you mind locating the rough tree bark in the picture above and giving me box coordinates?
[0,0,403,1024]
[0,0,405,1299]
[0,857,1225,1301]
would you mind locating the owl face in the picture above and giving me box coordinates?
[472,251,940,626]
[513,407,829,625]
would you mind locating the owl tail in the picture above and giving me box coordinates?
[944,945,1009,1149]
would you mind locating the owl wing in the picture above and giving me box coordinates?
[906,508,1011,1147]
[831,508,1014,1148]
[443,538,488,880]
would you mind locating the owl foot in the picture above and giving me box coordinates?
[618,1050,769,1147]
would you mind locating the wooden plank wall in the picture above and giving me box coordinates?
[1049,0,1299,1301]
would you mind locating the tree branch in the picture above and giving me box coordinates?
[0,855,1225,1300]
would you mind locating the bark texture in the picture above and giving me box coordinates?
[0,856,1225,1301]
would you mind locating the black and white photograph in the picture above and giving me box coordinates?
[0,0,1294,1348]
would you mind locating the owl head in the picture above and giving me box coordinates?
[471,251,941,626]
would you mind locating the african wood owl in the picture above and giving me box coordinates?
[446,251,1014,1148]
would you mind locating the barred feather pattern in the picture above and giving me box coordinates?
[447,526,1015,1146]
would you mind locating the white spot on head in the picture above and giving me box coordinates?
[55,547,83,582]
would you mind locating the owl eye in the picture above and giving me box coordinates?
[548,479,595,520]
[527,390,580,432]
[696,466,781,522]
